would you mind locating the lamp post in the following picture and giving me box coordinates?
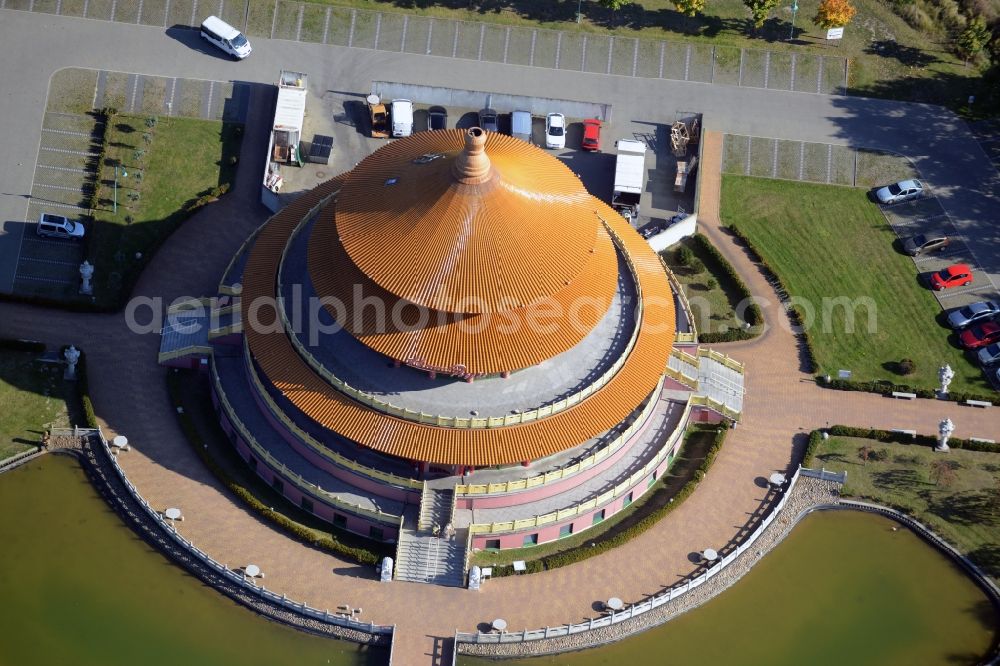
[114,163,127,214]
[789,0,798,41]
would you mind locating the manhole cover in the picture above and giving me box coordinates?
[315,171,326,179]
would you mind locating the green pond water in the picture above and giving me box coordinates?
[461,510,999,666]
[0,455,385,666]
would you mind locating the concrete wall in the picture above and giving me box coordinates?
[647,213,697,253]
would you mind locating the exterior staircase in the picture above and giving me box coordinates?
[394,490,467,586]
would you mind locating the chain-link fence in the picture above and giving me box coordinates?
[4,0,849,95]
[722,133,919,188]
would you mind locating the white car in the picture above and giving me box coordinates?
[545,113,566,150]
[873,179,923,205]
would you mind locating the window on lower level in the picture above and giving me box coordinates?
[485,539,501,551]
[271,477,283,494]
[333,513,347,528]
[623,492,633,508]
[247,455,257,470]
[648,471,658,489]
[300,496,314,513]
[593,509,606,526]
[559,524,574,538]
[522,533,538,547]
[370,526,385,540]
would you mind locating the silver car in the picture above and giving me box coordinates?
[947,300,1000,329]
[977,343,1000,366]
[874,179,923,205]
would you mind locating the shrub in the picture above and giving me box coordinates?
[898,358,916,375]
[690,233,763,327]
[676,245,695,267]
[699,328,756,343]
[0,338,46,353]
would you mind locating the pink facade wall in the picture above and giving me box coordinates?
[470,445,677,551]
[215,389,399,542]
[457,391,669,511]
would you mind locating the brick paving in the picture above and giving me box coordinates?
[1,127,998,665]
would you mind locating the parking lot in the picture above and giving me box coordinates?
[1,67,250,299]
[275,83,695,227]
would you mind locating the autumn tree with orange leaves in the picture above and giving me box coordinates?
[813,0,856,29]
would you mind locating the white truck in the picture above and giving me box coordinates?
[612,139,646,222]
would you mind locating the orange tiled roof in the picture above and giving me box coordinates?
[307,205,618,376]
[335,129,603,314]
[241,179,675,466]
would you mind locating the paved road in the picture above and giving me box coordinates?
[2,10,1000,664]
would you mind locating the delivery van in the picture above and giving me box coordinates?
[391,99,413,137]
[200,16,252,60]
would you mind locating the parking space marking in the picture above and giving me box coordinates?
[42,128,93,137]
[38,164,91,174]
[13,274,75,285]
[425,18,433,54]
[348,9,356,48]
[529,30,536,67]
[19,256,81,267]
[39,146,97,157]
[33,183,90,193]
[912,249,970,264]
[322,7,330,44]
[936,285,987,299]
[29,201,87,212]
[22,236,85,248]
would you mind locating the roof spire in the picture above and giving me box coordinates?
[452,127,492,184]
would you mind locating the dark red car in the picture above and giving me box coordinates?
[960,321,1000,349]
[581,119,601,151]
[930,263,972,290]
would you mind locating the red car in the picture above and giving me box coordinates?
[960,321,1000,349]
[581,119,601,151]
[930,263,972,290]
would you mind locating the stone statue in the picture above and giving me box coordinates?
[379,556,393,583]
[468,565,482,591]
[936,417,954,452]
[79,260,94,295]
[938,364,954,396]
[63,345,80,380]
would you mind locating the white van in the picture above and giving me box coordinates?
[37,213,85,240]
[511,110,532,144]
[200,16,252,60]
[390,99,413,137]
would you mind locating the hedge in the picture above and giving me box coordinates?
[802,430,824,467]
[68,347,99,428]
[165,370,381,566]
[0,338,46,353]
[690,233,763,328]
[726,224,817,372]
[818,376,996,405]
[492,425,730,576]
[826,424,1000,454]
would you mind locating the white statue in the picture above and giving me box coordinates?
[468,565,482,591]
[936,417,954,452]
[79,260,94,295]
[63,345,80,380]
[938,364,954,395]
[379,556,393,583]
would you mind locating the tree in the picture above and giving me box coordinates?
[744,0,779,31]
[930,459,956,487]
[598,0,630,10]
[674,0,706,18]
[812,0,856,29]
[956,17,991,64]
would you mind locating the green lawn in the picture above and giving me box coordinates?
[469,424,719,571]
[720,175,989,394]
[295,0,991,111]
[662,237,753,337]
[814,435,1000,582]
[88,116,241,307]
[0,350,71,460]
